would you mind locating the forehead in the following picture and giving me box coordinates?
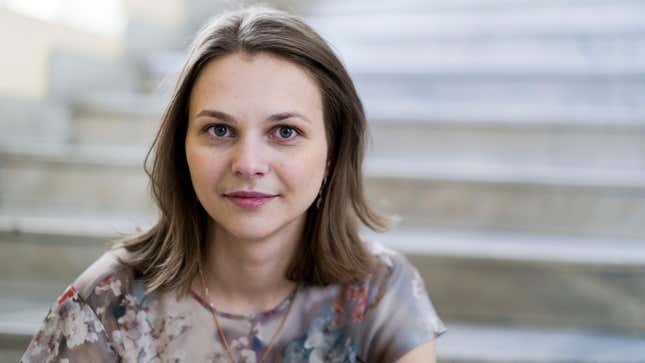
[188,52,323,120]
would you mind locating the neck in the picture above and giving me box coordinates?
[196,219,303,316]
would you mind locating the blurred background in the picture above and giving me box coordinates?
[1,0,645,362]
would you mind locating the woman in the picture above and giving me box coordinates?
[21,6,446,363]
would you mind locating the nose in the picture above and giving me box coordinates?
[231,136,269,178]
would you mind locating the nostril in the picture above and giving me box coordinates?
[232,160,269,177]
[230,140,270,177]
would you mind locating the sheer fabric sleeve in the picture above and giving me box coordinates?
[361,249,447,363]
[20,285,119,363]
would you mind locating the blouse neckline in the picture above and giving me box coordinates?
[188,284,300,321]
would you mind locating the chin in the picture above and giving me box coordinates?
[218,220,282,241]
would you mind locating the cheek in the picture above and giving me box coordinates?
[186,148,226,190]
[278,147,327,196]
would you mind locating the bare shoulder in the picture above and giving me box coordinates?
[394,339,436,363]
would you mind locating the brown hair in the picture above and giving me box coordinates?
[113,6,390,297]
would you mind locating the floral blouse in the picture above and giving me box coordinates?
[20,240,446,363]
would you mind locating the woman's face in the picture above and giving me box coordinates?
[186,52,328,241]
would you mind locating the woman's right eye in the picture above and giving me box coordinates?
[206,124,231,138]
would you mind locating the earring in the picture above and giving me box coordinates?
[316,176,327,209]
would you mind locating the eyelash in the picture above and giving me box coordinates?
[203,124,302,142]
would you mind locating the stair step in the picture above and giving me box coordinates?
[74,91,166,116]
[1,214,644,334]
[67,92,645,173]
[367,228,645,265]
[367,109,645,170]
[344,49,645,78]
[0,210,152,285]
[0,143,153,213]
[355,76,643,112]
[0,98,71,145]
[72,90,645,125]
[0,210,153,238]
[144,47,645,79]
[365,158,645,188]
[2,144,644,237]
[308,3,645,41]
[0,283,67,363]
[70,91,164,146]
[370,228,645,335]
[364,159,645,238]
[142,49,645,121]
[304,3,645,112]
[144,40,645,78]
[310,0,645,15]
[437,322,645,363]
[365,100,645,126]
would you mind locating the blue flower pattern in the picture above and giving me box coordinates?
[281,306,358,363]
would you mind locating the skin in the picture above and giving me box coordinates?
[185,51,437,363]
[395,340,437,363]
[185,51,328,314]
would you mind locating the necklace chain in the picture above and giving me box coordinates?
[198,266,299,363]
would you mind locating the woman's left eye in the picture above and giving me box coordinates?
[272,126,299,140]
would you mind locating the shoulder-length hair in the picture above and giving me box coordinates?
[113,6,390,297]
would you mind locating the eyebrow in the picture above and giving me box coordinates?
[195,109,311,124]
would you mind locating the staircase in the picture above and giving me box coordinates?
[2,1,645,362]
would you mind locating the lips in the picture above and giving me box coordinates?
[225,191,277,198]
[224,190,278,209]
